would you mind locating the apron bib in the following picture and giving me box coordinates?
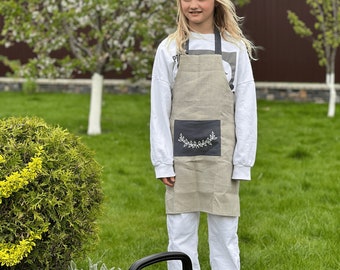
[167,29,240,216]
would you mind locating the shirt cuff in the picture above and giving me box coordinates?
[155,164,175,179]
[232,165,251,181]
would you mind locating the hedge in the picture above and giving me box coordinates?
[0,117,103,269]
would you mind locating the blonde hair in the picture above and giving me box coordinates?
[168,0,256,59]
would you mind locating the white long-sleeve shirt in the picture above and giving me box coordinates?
[150,32,257,180]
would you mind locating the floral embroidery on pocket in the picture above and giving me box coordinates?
[178,131,218,149]
[173,120,221,157]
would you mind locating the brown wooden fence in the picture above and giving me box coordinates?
[1,0,339,82]
[239,0,340,83]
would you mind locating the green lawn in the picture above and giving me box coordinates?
[0,92,339,269]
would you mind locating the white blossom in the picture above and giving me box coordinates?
[0,0,177,79]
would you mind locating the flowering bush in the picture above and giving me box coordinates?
[0,0,176,79]
[0,117,103,269]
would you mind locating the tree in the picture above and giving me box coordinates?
[0,0,175,134]
[288,0,340,117]
[233,0,251,7]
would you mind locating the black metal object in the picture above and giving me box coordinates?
[129,251,192,270]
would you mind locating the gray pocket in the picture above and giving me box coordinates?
[174,120,221,156]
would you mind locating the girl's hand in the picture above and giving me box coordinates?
[161,177,176,187]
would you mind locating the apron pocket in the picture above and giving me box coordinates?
[174,120,221,156]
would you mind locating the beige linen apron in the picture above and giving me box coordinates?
[167,29,240,216]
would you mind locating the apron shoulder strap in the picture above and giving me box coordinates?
[185,27,222,55]
[214,27,222,55]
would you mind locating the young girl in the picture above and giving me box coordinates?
[150,0,257,269]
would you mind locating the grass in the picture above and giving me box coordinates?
[0,91,339,270]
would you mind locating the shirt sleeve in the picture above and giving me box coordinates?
[150,41,176,178]
[232,46,257,181]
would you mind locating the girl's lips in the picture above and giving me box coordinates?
[189,11,202,14]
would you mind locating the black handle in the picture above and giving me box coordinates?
[129,251,192,270]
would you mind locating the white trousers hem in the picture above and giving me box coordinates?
[166,212,240,270]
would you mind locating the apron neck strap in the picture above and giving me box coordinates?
[185,27,222,55]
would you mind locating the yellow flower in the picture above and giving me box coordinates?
[0,148,46,266]
[0,149,43,202]
[0,228,48,267]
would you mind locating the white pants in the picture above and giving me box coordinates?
[167,212,240,270]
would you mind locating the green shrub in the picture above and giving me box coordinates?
[0,117,103,269]
[22,79,38,94]
[69,258,120,270]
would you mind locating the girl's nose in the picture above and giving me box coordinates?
[189,0,199,9]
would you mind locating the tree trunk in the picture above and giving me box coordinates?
[326,72,336,117]
[87,73,103,135]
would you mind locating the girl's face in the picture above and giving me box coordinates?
[180,0,216,33]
